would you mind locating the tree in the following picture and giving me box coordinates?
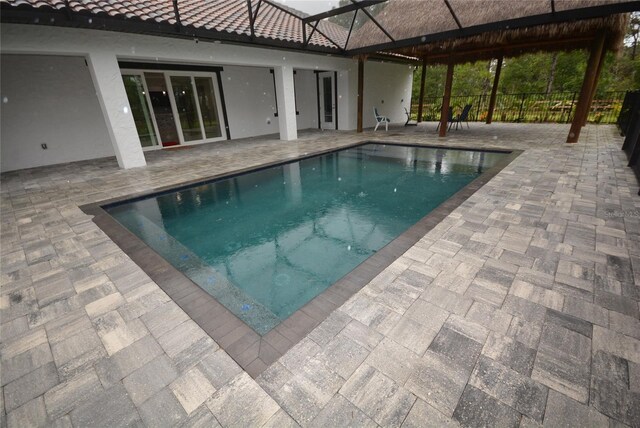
[546,53,558,94]
[499,54,550,93]
[626,12,640,60]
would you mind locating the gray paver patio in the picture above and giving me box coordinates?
[1,122,639,427]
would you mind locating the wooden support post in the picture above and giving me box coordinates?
[567,32,606,143]
[357,55,364,133]
[486,56,503,124]
[417,56,427,123]
[583,46,607,126]
[439,62,454,137]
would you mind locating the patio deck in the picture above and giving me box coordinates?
[1,123,639,427]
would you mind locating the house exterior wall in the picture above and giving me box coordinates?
[294,69,318,131]
[221,65,280,139]
[0,24,413,171]
[362,61,414,129]
[0,54,115,172]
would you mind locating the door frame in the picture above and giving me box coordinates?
[317,71,337,130]
[165,71,227,146]
[120,70,163,152]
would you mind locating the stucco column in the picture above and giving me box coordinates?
[86,51,146,169]
[273,65,297,141]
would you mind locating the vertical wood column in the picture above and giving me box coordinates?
[567,32,606,143]
[439,62,454,137]
[357,56,364,133]
[583,46,607,126]
[486,56,503,124]
[417,57,427,122]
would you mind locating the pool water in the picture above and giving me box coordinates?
[107,143,505,334]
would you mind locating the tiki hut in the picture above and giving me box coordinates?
[340,0,634,141]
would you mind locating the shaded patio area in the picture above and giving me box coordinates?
[1,123,639,426]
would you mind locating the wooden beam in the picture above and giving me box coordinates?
[486,56,503,124]
[417,57,427,122]
[439,62,454,137]
[583,43,607,126]
[357,56,365,133]
[567,32,606,143]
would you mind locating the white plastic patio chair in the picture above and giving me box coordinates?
[373,107,390,131]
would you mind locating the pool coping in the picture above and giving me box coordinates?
[80,141,523,378]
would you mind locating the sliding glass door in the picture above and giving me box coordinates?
[170,76,202,142]
[121,70,226,149]
[144,72,180,147]
[194,77,222,139]
[122,74,159,147]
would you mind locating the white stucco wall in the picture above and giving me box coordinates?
[362,61,414,129]
[294,69,319,130]
[0,54,115,172]
[0,24,413,171]
[219,66,319,139]
[221,65,279,139]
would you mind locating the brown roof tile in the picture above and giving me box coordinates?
[0,0,347,48]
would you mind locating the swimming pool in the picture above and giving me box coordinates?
[106,143,506,334]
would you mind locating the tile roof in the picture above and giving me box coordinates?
[0,0,348,49]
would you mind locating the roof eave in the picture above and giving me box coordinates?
[0,5,346,56]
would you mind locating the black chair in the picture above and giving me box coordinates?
[453,104,473,130]
[404,107,418,126]
[436,106,454,131]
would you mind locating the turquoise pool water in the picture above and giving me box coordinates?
[107,143,505,334]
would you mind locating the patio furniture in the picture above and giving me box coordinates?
[452,104,473,130]
[374,107,390,131]
[404,107,418,126]
[436,106,454,131]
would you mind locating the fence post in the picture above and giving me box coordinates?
[517,94,526,122]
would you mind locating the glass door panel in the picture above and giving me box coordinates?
[323,76,333,123]
[319,72,335,130]
[144,72,180,146]
[122,75,158,147]
[194,77,222,139]
[170,76,203,142]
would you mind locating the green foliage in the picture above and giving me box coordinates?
[410,61,491,101]
[411,46,638,102]
[626,12,640,59]
[500,54,551,93]
[409,13,640,104]
[551,51,588,92]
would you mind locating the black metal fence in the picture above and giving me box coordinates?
[412,91,626,124]
[618,91,640,193]
[618,90,640,136]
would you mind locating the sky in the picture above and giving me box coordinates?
[275,0,342,15]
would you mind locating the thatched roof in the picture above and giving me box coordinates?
[398,14,629,64]
[348,0,634,63]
